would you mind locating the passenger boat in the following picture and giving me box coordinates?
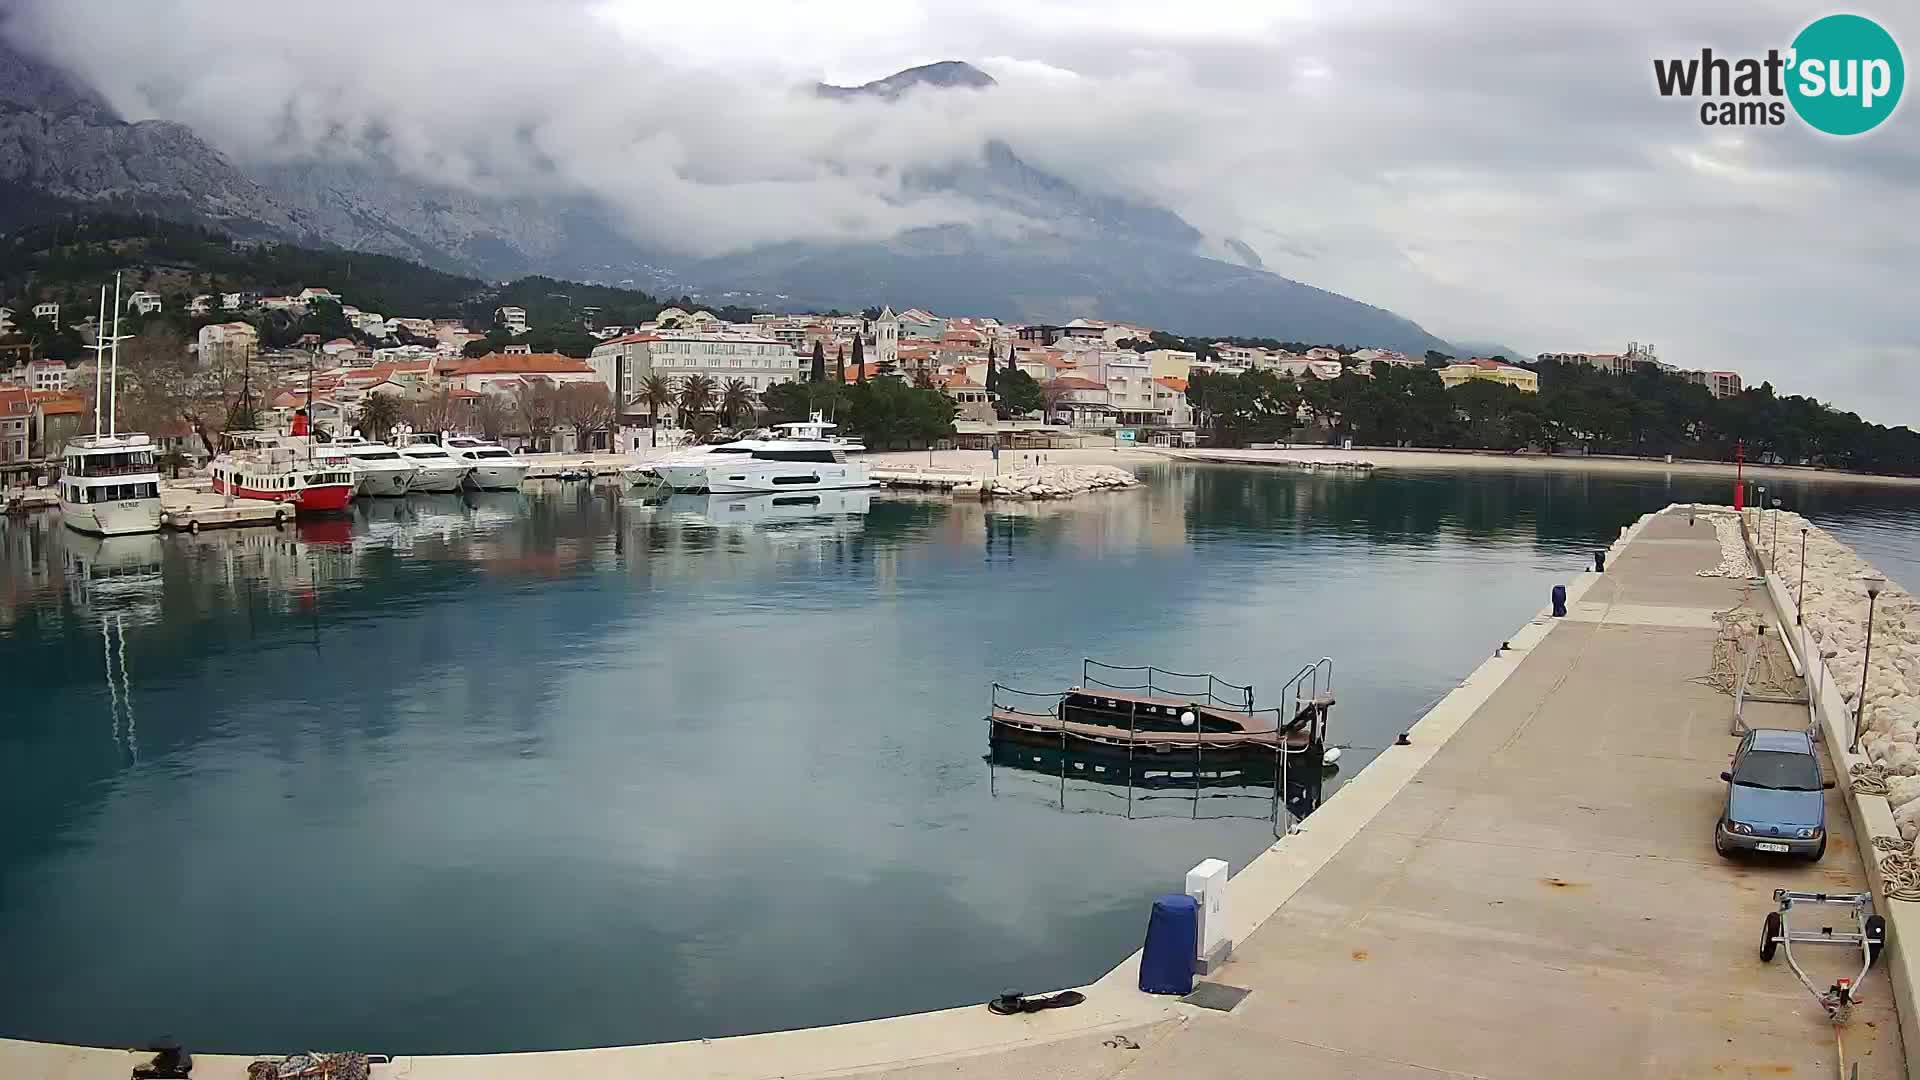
[61,281,162,537]
[61,433,163,536]
[441,434,528,491]
[655,414,871,495]
[209,432,356,514]
[330,435,418,496]
[986,658,1336,764]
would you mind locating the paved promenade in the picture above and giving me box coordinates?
[4,508,1903,1079]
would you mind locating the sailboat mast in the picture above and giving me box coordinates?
[90,285,107,435]
[108,272,122,436]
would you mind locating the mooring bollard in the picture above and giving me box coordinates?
[1552,584,1567,617]
[1593,551,1606,573]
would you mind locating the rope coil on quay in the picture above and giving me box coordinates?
[1869,835,1920,903]
[1852,761,1891,797]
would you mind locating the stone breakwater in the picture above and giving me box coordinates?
[981,463,1141,500]
[1747,510,1920,837]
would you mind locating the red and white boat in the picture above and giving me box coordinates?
[210,432,356,515]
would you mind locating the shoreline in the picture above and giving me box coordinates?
[1149,445,1920,486]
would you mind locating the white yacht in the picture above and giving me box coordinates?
[655,415,870,495]
[442,434,529,491]
[62,433,163,536]
[622,437,761,494]
[390,435,471,493]
[331,435,418,496]
[61,278,163,536]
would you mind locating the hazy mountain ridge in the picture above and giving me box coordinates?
[0,42,1454,352]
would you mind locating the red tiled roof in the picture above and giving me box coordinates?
[1049,376,1106,390]
[448,353,593,375]
[1153,376,1189,392]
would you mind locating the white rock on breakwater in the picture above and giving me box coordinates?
[981,463,1141,500]
[1748,509,1920,838]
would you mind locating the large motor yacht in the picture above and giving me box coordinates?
[389,431,471,493]
[654,414,870,495]
[60,279,162,536]
[331,435,418,497]
[442,434,529,491]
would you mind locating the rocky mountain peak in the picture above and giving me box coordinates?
[817,61,997,101]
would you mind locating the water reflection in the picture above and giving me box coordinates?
[986,738,1328,828]
[2,464,1918,1054]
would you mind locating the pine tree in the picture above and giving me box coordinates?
[853,334,866,384]
[810,340,826,383]
[985,347,998,391]
[835,345,845,383]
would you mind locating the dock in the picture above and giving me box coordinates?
[3,506,1908,1080]
[158,487,288,531]
[871,465,983,493]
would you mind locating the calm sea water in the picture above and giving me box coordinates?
[2,463,1914,1054]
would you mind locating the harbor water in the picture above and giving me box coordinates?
[2,463,1916,1054]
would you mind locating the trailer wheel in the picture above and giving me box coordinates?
[187,518,201,535]
[1866,914,1887,967]
[1760,911,1782,962]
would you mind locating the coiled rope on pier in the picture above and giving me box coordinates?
[1851,761,1891,797]
[1870,835,1920,903]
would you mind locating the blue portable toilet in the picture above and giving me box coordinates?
[1139,894,1198,995]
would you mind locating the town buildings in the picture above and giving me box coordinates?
[1439,358,1540,393]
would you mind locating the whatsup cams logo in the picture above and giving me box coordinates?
[1653,13,1904,134]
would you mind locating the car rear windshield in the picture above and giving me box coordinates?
[1736,749,1822,791]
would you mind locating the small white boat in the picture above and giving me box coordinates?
[331,436,418,497]
[442,434,529,491]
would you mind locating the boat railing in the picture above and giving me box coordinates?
[1081,658,1255,713]
[990,683,1067,719]
[1281,656,1335,740]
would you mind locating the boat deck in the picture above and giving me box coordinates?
[987,707,1315,753]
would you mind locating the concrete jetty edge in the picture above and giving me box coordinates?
[0,508,1659,1080]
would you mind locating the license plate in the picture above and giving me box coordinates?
[1757,842,1791,853]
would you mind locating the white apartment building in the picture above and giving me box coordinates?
[443,352,600,395]
[198,322,260,373]
[589,330,800,418]
[0,308,12,334]
[126,291,163,315]
[26,359,75,392]
[495,306,529,335]
[32,302,59,323]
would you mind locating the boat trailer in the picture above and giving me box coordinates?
[1759,888,1886,1078]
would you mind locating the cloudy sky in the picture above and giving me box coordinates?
[6,0,1916,422]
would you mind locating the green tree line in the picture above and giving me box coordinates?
[1190,361,1920,474]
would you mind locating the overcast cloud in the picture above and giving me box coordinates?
[4,0,1915,422]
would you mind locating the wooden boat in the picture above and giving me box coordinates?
[986,659,1334,762]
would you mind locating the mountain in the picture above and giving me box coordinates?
[0,38,298,236]
[816,60,998,100]
[0,38,1453,352]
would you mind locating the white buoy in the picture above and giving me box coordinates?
[1180,711,1196,727]
[1323,746,1343,766]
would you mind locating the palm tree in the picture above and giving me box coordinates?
[356,391,402,442]
[638,373,675,446]
[677,373,717,431]
[719,378,756,429]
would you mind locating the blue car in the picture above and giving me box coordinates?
[1716,727,1834,860]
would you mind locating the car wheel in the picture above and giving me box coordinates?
[1714,832,1732,858]
[1810,836,1827,862]
[1760,911,1782,962]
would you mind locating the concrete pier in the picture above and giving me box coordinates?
[2,507,1906,1079]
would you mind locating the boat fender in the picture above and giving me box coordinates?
[273,509,287,527]
[159,512,173,527]
[187,519,200,534]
